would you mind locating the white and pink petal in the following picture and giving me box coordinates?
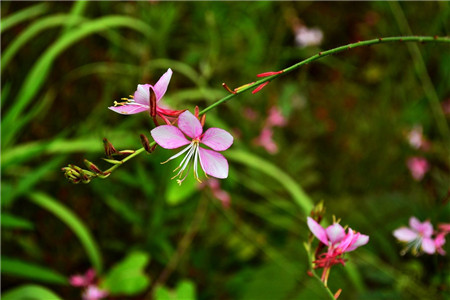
[393,227,418,242]
[326,223,346,244]
[198,148,229,179]
[178,111,203,139]
[201,128,234,151]
[134,84,151,105]
[307,217,328,245]
[151,125,191,149]
[108,104,148,115]
[421,237,436,254]
[153,68,173,101]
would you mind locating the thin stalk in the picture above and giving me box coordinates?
[98,36,450,176]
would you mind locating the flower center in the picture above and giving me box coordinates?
[169,139,202,185]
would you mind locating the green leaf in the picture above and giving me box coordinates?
[155,280,197,300]
[101,251,151,296]
[226,149,314,214]
[28,192,103,273]
[1,256,67,285]
[2,284,62,300]
[1,213,34,230]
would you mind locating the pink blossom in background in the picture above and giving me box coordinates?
[294,25,323,48]
[109,69,184,124]
[201,178,231,208]
[82,285,108,300]
[267,106,287,127]
[435,233,446,255]
[393,217,438,255]
[243,107,258,121]
[438,223,450,233]
[406,156,429,181]
[151,111,233,184]
[307,217,369,285]
[70,269,96,287]
[254,127,278,154]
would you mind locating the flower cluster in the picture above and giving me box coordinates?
[307,217,369,286]
[405,126,430,181]
[69,269,108,300]
[393,217,449,256]
[254,106,287,154]
[109,69,234,184]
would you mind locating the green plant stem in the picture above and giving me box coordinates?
[98,36,449,176]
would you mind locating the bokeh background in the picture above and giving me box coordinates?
[1,1,449,299]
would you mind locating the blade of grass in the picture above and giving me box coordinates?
[226,149,314,215]
[1,256,68,285]
[0,3,48,34]
[2,284,62,300]
[28,192,103,273]
[2,15,155,148]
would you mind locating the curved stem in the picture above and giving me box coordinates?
[104,35,449,175]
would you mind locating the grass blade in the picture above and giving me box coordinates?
[0,3,48,33]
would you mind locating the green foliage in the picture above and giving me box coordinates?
[1,2,449,300]
[101,251,151,296]
[1,284,62,300]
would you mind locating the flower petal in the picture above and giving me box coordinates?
[326,223,346,244]
[151,125,190,149]
[134,84,151,105]
[307,217,328,245]
[198,148,228,179]
[393,227,418,242]
[153,68,173,101]
[201,128,234,151]
[422,237,436,254]
[346,233,369,252]
[178,111,203,139]
[409,217,433,238]
[108,104,148,115]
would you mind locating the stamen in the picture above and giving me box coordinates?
[161,144,193,164]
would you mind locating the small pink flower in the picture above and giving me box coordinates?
[70,269,96,287]
[406,156,429,181]
[207,178,231,208]
[82,285,108,300]
[254,127,278,154]
[307,217,369,285]
[109,69,184,124]
[267,106,287,127]
[438,223,450,233]
[295,26,323,48]
[393,217,436,255]
[435,233,446,256]
[151,111,233,184]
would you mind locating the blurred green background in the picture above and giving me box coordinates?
[1,1,449,299]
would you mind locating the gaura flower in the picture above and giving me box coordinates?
[82,285,108,300]
[109,68,184,124]
[69,269,96,287]
[406,156,429,181]
[151,110,233,184]
[393,217,436,255]
[70,269,108,300]
[307,217,369,286]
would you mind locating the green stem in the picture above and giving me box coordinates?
[102,35,449,176]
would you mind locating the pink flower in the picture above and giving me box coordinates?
[267,106,287,127]
[393,217,436,255]
[82,285,108,300]
[307,217,369,285]
[295,26,323,48]
[406,156,429,181]
[109,69,184,124]
[435,233,446,255]
[203,178,231,208]
[69,269,96,287]
[151,110,233,184]
[254,127,278,154]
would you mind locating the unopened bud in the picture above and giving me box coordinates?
[194,106,200,119]
[140,134,152,153]
[103,138,117,157]
[334,289,342,299]
[200,114,206,127]
[149,88,157,117]
[84,159,103,174]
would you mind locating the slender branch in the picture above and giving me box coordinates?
[83,36,450,178]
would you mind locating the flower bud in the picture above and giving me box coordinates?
[103,138,117,157]
[140,134,152,153]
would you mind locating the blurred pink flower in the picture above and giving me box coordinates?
[406,156,429,181]
[435,233,446,255]
[307,217,369,285]
[438,223,450,233]
[151,111,233,184]
[254,127,278,154]
[201,178,231,208]
[243,107,258,121]
[267,106,287,127]
[295,26,323,48]
[393,217,436,255]
[82,285,108,300]
[70,269,96,287]
[109,69,184,124]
